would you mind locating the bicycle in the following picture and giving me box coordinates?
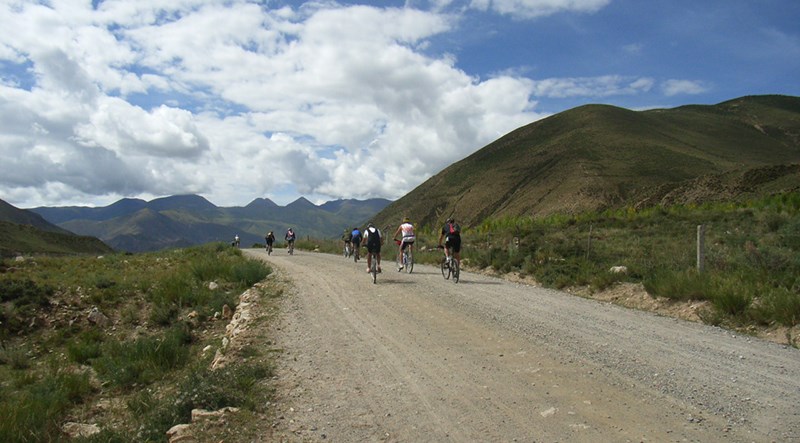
[438,246,460,283]
[287,240,295,255]
[353,243,360,262]
[368,250,378,284]
[266,243,273,255]
[396,240,413,273]
[343,242,351,258]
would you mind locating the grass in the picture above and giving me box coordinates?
[464,192,800,329]
[0,242,275,442]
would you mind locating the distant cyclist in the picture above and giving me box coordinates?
[363,222,383,273]
[285,228,296,253]
[233,234,240,248]
[351,226,363,261]
[393,217,415,271]
[265,231,275,254]
[342,229,353,256]
[438,217,461,265]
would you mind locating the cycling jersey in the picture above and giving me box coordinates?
[399,222,415,242]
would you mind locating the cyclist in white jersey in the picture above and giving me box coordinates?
[393,217,415,271]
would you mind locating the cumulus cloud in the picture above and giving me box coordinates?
[661,79,709,96]
[1,0,693,208]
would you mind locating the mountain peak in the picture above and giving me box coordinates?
[148,194,217,211]
[245,198,278,209]
[286,197,316,208]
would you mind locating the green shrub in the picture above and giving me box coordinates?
[92,325,192,388]
[708,280,753,317]
[0,370,93,442]
[0,343,31,369]
[67,329,106,364]
[752,287,800,326]
[229,260,270,286]
[0,278,53,305]
[643,269,709,301]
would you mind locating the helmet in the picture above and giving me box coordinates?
[403,217,410,223]
[446,217,454,223]
[367,222,374,228]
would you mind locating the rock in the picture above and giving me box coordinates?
[87,307,111,327]
[192,407,240,421]
[208,281,219,290]
[62,422,101,438]
[166,423,194,442]
[222,304,233,320]
[609,265,628,274]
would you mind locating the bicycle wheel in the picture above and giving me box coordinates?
[371,254,377,284]
[354,247,360,262]
[441,258,450,280]
[452,259,460,283]
[406,252,413,273]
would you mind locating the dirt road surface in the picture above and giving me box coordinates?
[244,248,800,442]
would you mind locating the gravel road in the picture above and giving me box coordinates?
[244,248,800,442]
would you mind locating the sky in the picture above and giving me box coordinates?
[1,0,798,209]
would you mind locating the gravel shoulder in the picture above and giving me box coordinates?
[244,248,800,442]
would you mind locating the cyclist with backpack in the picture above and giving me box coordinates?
[363,222,383,273]
[438,217,461,265]
[265,231,275,254]
[393,217,415,271]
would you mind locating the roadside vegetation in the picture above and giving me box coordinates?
[0,243,273,442]
[302,192,800,340]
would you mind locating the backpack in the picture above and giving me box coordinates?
[448,222,460,235]
[366,227,380,243]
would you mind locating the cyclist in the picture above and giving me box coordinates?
[265,231,275,253]
[363,222,383,273]
[437,217,461,266]
[351,226,362,261]
[233,234,240,248]
[285,228,296,253]
[393,217,415,271]
[342,229,353,256]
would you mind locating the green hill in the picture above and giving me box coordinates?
[373,95,800,228]
[0,199,112,257]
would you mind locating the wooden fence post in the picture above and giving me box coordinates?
[697,224,705,273]
[586,224,593,260]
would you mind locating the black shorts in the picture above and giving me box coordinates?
[366,241,381,254]
[401,240,414,251]
[445,235,461,253]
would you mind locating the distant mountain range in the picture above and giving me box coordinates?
[373,94,800,228]
[26,195,391,253]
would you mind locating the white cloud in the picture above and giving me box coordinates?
[662,79,709,96]
[1,0,669,208]
[531,75,654,98]
[469,0,611,18]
